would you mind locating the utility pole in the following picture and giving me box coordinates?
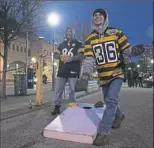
[52,28,55,91]
[25,31,28,93]
[36,53,43,105]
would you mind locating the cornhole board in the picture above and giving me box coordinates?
[43,103,106,144]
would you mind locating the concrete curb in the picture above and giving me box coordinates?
[1,89,100,120]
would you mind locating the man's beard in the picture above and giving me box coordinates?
[66,35,72,41]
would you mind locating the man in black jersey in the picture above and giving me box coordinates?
[51,27,84,115]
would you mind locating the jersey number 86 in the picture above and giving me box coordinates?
[93,41,118,65]
[62,48,74,57]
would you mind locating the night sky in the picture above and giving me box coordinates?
[37,1,153,62]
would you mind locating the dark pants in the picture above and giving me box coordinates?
[127,79,132,87]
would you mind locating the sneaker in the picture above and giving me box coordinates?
[51,105,61,115]
[94,101,104,108]
[112,114,125,129]
[93,133,110,146]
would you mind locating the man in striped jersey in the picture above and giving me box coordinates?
[78,8,145,146]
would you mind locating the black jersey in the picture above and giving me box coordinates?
[55,39,84,78]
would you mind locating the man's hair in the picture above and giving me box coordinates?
[66,27,72,32]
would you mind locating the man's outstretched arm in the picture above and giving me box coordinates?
[122,45,145,57]
[117,30,145,64]
[74,41,95,92]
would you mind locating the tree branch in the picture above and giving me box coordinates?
[7,0,44,42]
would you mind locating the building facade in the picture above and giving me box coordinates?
[0,38,30,81]
[0,37,54,81]
[139,44,153,73]
[30,37,54,81]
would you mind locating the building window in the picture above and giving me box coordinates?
[24,48,26,53]
[17,46,19,51]
[12,44,15,50]
[21,47,23,52]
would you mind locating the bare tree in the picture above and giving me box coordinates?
[0,0,44,99]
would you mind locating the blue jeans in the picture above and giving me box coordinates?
[54,77,77,105]
[99,79,124,134]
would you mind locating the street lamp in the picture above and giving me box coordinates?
[137,64,140,68]
[54,62,57,66]
[150,59,153,64]
[47,13,60,26]
[47,12,60,91]
[31,57,36,63]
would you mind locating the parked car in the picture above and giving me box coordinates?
[143,73,153,88]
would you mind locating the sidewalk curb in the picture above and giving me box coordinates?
[1,89,100,120]
[6,93,36,97]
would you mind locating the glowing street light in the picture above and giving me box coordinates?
[54,62,57,66]
[150,59,153,64]
[137,64,140,68]
[47,12,60,26]
[31,57,36,63]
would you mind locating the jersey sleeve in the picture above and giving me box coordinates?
[84,40,94,57]
[82,37,95,74]
[53,44,61,59]
[77,41,84,54]
[54,44,61,54]
[117,30,131,51]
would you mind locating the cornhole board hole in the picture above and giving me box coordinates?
[43,103,106,144]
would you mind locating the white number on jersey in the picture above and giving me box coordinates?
[93,41,118,65]
[62,48,74,57]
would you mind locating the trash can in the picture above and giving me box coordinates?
[14,74,27,96]
[27,68,34,89]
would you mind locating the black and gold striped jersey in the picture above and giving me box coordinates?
[84,27,131,85]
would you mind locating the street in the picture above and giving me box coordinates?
[1,87,153,148]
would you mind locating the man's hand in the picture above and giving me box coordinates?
[60,55,72,63]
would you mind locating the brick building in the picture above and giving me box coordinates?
[0,37,54,81]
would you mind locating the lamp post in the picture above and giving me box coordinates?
[137,64,140,68]
[25,31,28,94]
[47,12,60,91]
[150,59,153,64]
[137,64,140,72]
